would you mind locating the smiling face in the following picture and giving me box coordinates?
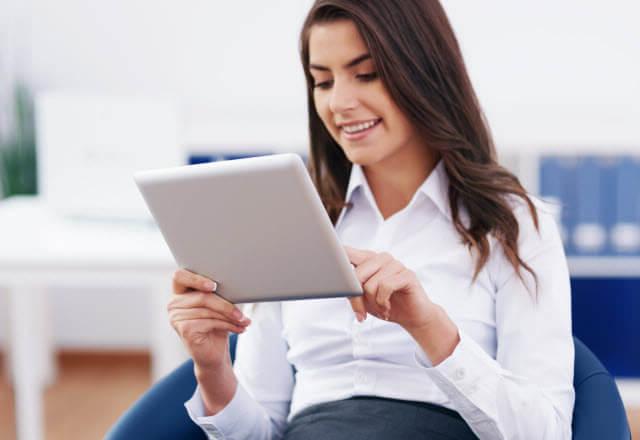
[308,19,426,169]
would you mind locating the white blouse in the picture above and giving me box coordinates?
[185,160,575,440]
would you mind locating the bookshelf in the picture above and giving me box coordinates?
[617,379,640,407]
[504,148,639,406]
[501,148,640,259]
[568,257,640,278]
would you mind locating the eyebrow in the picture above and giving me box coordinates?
[309,53,372,71]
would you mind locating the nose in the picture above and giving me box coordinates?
[328,79,358,114]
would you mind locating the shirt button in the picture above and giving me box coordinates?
[454,368,466,381]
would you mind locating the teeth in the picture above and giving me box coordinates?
[342,119,378,134]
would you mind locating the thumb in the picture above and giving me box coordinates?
[348,295,367,322]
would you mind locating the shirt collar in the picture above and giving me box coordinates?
[343,159,452,222]
[416,159,452,221]
[344,162,367,203]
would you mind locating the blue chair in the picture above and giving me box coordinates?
[105,336,631,439]
[572,338,631,439]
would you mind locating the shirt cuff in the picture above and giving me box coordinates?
[414,330,503,423]
[184,382,258,439]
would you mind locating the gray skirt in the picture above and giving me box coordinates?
[283,396,478,440]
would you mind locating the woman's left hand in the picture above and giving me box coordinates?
[345,246,435,332]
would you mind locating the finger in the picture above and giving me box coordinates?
[364,261,404,309]
[377,271,415,318]
[169,306,251,327]
[168,292,245,324]
[344,246,376,266]
[167,292,246,324]
[174,318,248,336]
[173,269,218,292]
[348,295,367,322]
[362,289,389,320]
[353,253,396,320]
[173,269,218,294]
[354,252,394,285]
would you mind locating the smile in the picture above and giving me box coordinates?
[340,118,382,135]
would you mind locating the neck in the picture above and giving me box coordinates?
[363,147,439,220]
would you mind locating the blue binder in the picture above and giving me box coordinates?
[188,154,219,165]
[221,152,271,161]
[188,152,273,164]
[611,156,640,255]
[598,157,619,255]
[539,156,578,255]
[573,156,607,255]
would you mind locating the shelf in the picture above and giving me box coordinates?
[617,379,640,407]
[497,143,640,156]
[568,257,640,278]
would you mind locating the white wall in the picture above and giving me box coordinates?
[0,0,638,349]
[443,0,640,152]
[23,0,316,151]
[4,0,638,151]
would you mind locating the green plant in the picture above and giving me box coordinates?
[0,83,38,198]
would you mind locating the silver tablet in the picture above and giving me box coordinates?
[134,153,363,303]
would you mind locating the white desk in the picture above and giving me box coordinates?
[0,195,188,440]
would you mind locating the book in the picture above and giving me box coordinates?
[539,155,578,255]
[573,156,607,255]
[611,156,640,255]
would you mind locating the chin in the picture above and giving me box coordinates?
[343,146,386,167]
[343,149,372,166]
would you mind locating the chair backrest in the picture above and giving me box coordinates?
[572,336,631,439]
[230,332,238,363]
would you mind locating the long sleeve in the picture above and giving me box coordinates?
[184,302,294,440]
[416,201,575,439]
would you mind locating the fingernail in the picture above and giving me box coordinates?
[232,308,244,320]
[204,281,217,292]
[355,312,365,322]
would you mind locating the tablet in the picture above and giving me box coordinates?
[134,153,363,303]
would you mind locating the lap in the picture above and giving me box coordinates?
[283,396,478,440]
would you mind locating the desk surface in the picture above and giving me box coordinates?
[0,196,174,269]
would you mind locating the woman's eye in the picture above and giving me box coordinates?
[313,72,377,90]
[313,80,333,90]
[357,72,379,82]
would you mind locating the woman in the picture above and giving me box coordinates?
[168,1,574,439]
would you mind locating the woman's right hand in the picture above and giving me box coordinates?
[168,268,251,371]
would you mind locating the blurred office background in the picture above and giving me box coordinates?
[0,0,638,439]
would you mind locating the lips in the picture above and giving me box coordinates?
[340,118,381,134]
[338,118,382,142]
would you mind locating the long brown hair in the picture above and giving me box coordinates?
[300,0,539,288]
